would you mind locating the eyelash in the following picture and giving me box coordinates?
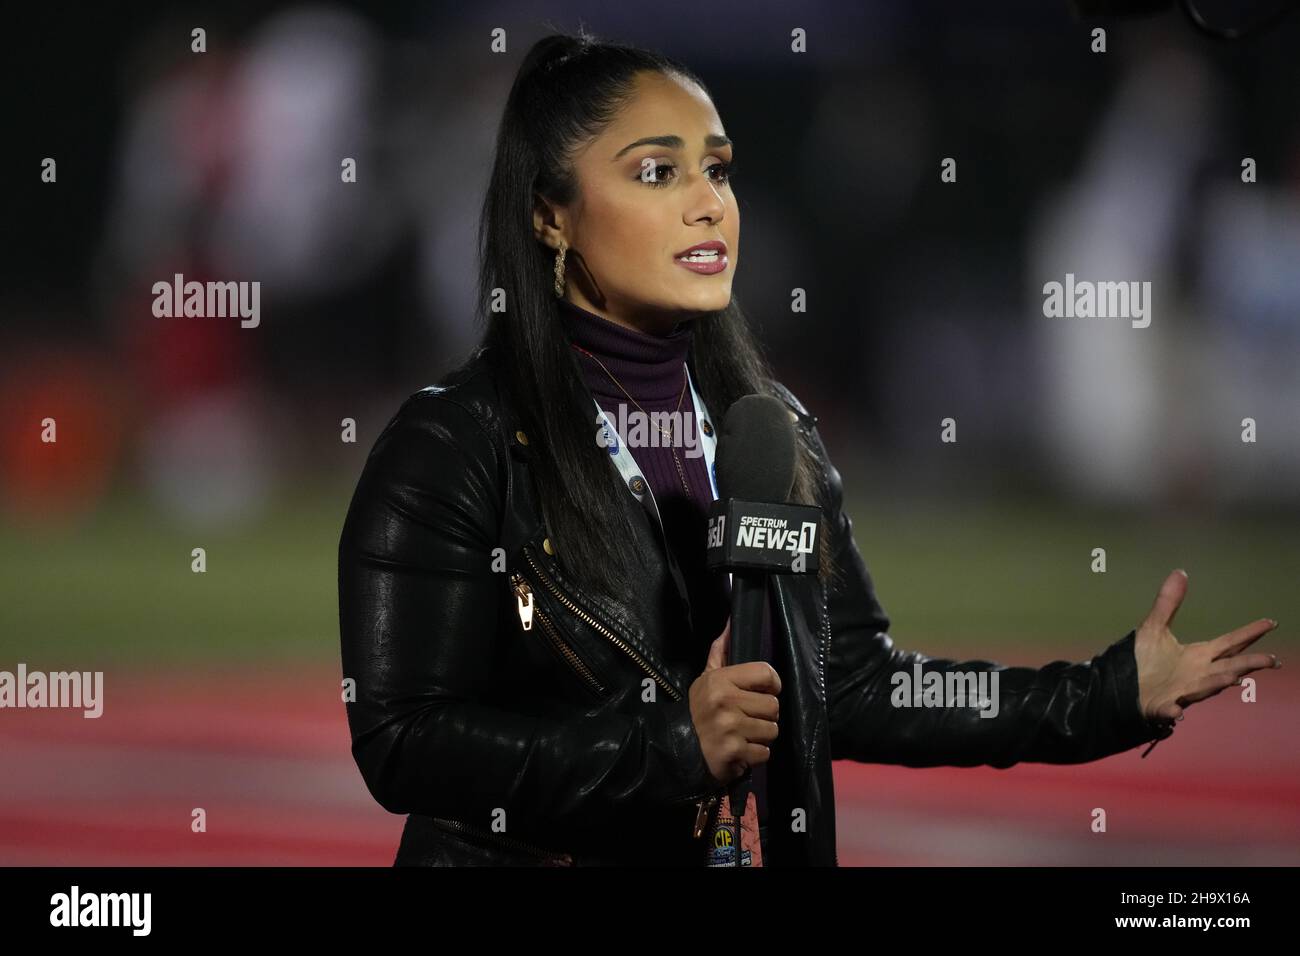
[641,161,736,188]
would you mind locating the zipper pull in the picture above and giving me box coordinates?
[692,794,718,839]
[511,574,534,632]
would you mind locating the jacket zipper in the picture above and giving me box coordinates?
[819,588,831,701]
[430,816,573,865]
[524,547,681,702]
[692,794,720,839]
[510,573,607,696]
[521,546,723,837]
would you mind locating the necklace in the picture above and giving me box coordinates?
[571,344,694,496]
[571,344,687,436]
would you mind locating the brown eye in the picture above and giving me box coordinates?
[640,163,676,187]
[707,162,735,184]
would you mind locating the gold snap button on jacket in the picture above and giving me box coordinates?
[542,537,554,555]
[515,430,529,446]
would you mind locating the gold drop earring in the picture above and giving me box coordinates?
[553,240,567,298]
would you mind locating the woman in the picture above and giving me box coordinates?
[337,32,1280,867]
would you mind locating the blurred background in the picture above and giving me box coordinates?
[2,0,1297,864]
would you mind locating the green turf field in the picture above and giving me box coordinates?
[851,496,1298,654]
[2,489,1295,668]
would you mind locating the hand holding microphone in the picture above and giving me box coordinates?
[688,394,822,823]
[689,618,782,785]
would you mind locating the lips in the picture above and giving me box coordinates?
[673,240,729,275]
[674,240,728,259]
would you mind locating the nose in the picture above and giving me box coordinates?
[684,168,726,226]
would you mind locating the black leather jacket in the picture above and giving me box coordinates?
[337,348,1173,866]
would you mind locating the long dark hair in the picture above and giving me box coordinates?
[476,30,835,599]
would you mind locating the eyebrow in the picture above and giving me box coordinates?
[612,133,733,160]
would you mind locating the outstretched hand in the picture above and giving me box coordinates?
[1134,569,1280,725]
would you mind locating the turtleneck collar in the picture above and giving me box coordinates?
[558,298,695,405]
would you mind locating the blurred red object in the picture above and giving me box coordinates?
[0,346,122,530]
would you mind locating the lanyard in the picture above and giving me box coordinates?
[594,363,718,511]
[592,364,719,625]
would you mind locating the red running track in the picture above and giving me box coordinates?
[2,656,1296,865]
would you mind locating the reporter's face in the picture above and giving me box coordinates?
[546,71,739,332]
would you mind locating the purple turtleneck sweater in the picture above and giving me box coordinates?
[557,298,772,842]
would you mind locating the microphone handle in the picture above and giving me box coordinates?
[728,569,767,866]
[729,569,766,666]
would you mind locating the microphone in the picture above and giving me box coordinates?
[707,394,821,866]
